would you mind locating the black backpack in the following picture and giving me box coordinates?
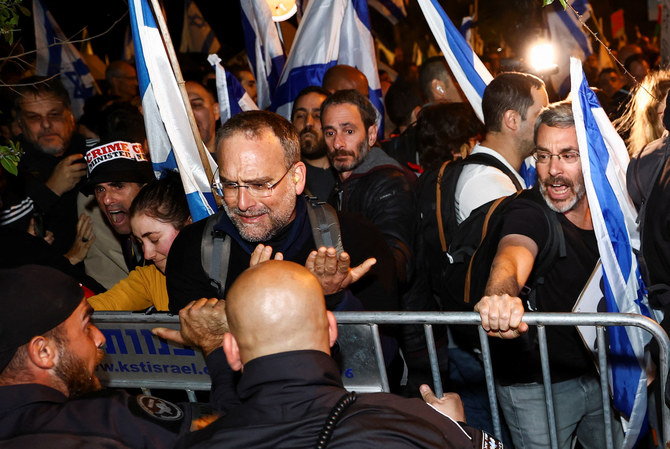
[415,153,523,313]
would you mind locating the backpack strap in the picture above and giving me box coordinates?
[463,152,524,191]
[435,160,451,253]
[201,211,231,298]
[463,193,517,303]
[305,195,343,256]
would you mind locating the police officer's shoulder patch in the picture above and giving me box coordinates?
[135,394,184,421]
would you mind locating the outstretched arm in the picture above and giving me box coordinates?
[474,233,537,339]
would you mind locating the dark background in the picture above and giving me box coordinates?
[7,0,658,74]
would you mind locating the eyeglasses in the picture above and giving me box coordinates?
[212,163,296,199]
[532,150,581,164]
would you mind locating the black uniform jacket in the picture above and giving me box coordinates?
[177,350,497,449]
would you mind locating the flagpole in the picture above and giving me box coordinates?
[148,0,222,208]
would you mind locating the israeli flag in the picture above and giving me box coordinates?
[129,0,217,222]
[179,0,221,54]
[272,0,384,138]
[207,54,259,124]
[416,0,493,123]
[368,0,407,25]
[546,0,593,97]
[33,0,96,120]
[570,57,656,448]
[240,0,286,110]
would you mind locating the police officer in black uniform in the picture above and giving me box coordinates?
[0,265,233,448]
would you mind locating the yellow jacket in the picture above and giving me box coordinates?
[88,264,169,311]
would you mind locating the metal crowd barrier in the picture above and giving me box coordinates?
[92,311,670,449]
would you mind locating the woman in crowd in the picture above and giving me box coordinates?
[615,68,670,156]
[88,171,191,311]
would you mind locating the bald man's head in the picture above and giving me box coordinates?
[322,65,369,96]
[223,261,338,370]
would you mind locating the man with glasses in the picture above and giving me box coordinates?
[473,101,623,449]
[166,110,399,316]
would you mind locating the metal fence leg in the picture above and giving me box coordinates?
[424,324,443,397]
[478,326,502,440]
[186,388,197,403]
[537,325,559,449]
[596,326,614,449]
[370,323,390,392]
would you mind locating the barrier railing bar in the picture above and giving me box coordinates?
[334,311,670,444]
[370,323,390,392]
[93,311,670,443]
[478,325,502,439]
[597,325,615,449]
[423,324,443,397]
[537,325,559,449]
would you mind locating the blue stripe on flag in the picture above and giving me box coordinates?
[352,0,372,33]
[555,5,591,56]
[376,0,406,21]
[436,4,487,97]
[272,61,337,111]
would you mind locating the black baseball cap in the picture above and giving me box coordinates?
[0,265,84,372]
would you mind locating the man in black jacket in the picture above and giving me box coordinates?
[167,260,500,449]
[12,76,88,254]
[321,89,416,285]
[166,110,398,315]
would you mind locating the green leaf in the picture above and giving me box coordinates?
[542,0,555,6]
[1,157,18,176]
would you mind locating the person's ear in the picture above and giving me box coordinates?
[222,333,243,371]
[502,109,520,132]
[326,311,338,348]
[26,335,58,370]
[430,79,446,101]
[293,162,307,195]
[213,102,220,122]
[367,124,378,147]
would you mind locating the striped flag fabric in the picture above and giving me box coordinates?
[272,0,384,138]
[368,0,407,25]
[240,0,286,110]
[33,0,96,119]
[207,54,259,124]
[546,0,593,97]
[179,0,221,54]
[416,0,493,123]
[570,57,656,448]
[129,0,217,222]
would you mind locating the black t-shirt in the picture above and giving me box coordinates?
[490,198,599,385]
[303,162,337,203]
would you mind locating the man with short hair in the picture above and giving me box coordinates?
[105,60,140,104]
[290,86,336,202]
[161,260,499,449]
[454,71,548,224]
[185,80,220,154]
[0,264,211,447]
[474,101,623,449]
[166,110,399,315]
[418,56,465,104]
[321,89,415,284]
[12,76,88,254]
